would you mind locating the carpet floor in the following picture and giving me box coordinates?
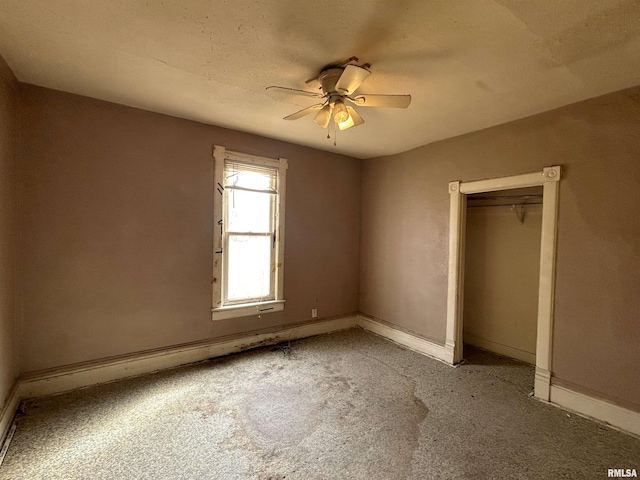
[1,328,638,479]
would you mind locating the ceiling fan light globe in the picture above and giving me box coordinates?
[314,105,332,128]
[338,114,355,130]
[335,111,349,123]
[333,101,349,124]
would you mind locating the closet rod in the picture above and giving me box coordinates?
[467,201,542,208]
[467,194,542,201]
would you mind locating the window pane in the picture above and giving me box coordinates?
[227,235,272,301]
[227,190,272,233]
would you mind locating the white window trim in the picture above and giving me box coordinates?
[211,145,287,321]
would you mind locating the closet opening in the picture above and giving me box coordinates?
[445,166,561,401]
[462,187,543,370]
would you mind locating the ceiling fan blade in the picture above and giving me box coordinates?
[350,94,411,108]
[266,86,324,98]
[338,106,365,131]
[334,65,371,95]
[284,103,324,120]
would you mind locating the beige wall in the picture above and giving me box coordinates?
[12,77,640,410]
[463,202,542,364]
[361,86,640,408]
[0,56,18,407]
[18,85,361,373]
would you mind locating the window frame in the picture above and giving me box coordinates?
[211,146,287,321]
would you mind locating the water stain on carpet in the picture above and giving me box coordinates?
[222,349,431,479]
[241,383,327,446]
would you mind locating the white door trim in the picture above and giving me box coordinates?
[445,166,561,401]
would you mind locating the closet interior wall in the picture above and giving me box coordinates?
[463,187,543,364]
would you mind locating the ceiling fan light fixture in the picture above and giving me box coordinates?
[338,114,354,130]
[338,106,364,131]
[268,57,409,138]
[333,100,349,124]
[314,104,332,128]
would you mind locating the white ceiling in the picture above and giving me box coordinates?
[1,0,640,158]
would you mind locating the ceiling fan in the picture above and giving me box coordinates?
[266,57,411,136]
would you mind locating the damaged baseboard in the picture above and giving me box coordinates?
[550,384,640,438]
[357,314,452,364]
[4,313,640,443]
[17,315,358,401]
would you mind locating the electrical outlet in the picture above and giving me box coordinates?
[311,308,318,318]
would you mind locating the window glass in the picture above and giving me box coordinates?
[226,235,272,301]
[226,189,273,233]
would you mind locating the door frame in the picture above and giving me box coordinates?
[445,166,561,401]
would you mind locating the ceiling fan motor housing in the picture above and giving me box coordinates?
[318,68,345,95]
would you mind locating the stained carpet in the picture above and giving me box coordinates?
[1,328,638,479]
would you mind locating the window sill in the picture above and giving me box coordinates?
[211,300,285,321]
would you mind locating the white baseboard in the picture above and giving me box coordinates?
[464,333,536,365]
[357,315,453,364]
[0,384,20,444]
[534,367,551,402]
[18,315,358,401]
[5,314,640,443]
[356,315,640,438]
[550,384,640,438]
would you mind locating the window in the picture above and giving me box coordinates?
[211,146,287,320]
